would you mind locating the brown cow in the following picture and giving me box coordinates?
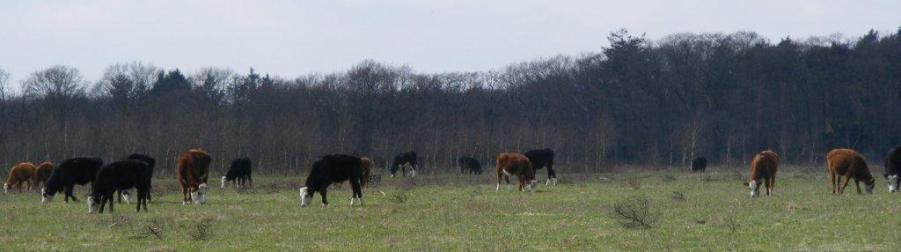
[495,153,538,192]
[34,161,54,188]
[827,149,875,194]
[360,157,372,188]
[177,149,211,204]
[5,162,36,193]
[746,150,779,197]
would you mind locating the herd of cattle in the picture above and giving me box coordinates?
[3,146,901,213]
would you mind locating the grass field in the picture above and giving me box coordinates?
[2,168,900,251]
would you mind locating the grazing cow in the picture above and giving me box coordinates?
[42,157,104,203]
[34,161,54,189]
[691,157,707,172]
[827,149,875,195]
[885,147,901,192]
[524,149,557,185]
[360,157,372,188]
[118,153,157,203]
[746,150,779,197]
[390,152,417,177]
[4,162,36,193]
[222,157,252,189]
[299,154,364,207]
[458,156,482,175]
[177,149,211,205]
[495,153,538,192]
[88,160,152,213]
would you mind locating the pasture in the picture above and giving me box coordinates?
[2,167,900,251]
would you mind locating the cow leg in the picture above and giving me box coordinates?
[66,185,79,202]
[830,172,836,194]
[839,174,852,194]
[496,169,503,191]
[854,179,861,194]
[351,179,363,206]
[547,163,557,185]
[248,174,253,188]
[181,185,189,205]
[320,189,329,206]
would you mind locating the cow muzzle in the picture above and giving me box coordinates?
[299,187,312,207]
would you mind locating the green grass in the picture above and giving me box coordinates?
[2,169,900,251]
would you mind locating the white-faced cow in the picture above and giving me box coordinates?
[885,146,901,192]
[88,160,152,213]
[117,153,156,203]
[458,156,482,175]
[177,149,211,205]
[4,162,36,193]
[827,148,875,195]
[299,154,364,207]
[42,157,104,203]
[524,149,557,185]
[390,152,417,177]
[222,157,252,189]
[496,153,538,192]
[746,150,779,197]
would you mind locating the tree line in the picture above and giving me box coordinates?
[1,28,899,176]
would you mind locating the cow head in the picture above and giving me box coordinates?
[747,180,760,197]
[221,176,227,189]
[87,196,99,213]
[299,187,313,207]
[191,183,208,204]
[864,179,875,194]
[527,179,539,192]
[41,188,53,203]
[887,174,899,192]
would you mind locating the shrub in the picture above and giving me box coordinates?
[611,195,658,229]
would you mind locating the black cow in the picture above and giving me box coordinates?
[299,154,364,207]
[885,147,901,192]
[88,160,152,213]
[691,157,708,172]
[390,152,417,177]
[118,153,156,203]
[458,156,482,175]
[41,157,103,203]
[524,149,557,185]
[222,157,252,189]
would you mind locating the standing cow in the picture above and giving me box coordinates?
[746,150,779,197]
[42,157,104,203]
[691,157,707,172]
[88,160,152,213]
[34,161,54,189]
[390,152,417,177]
[299,154,364,207]
[4,162,36,193]
[222,157,252,189]
[458,156,482,175]
[495,153,538,192]
[177,149,211,205]
[885,147,901,192]
[118,153,156,203]
[827,149,875,195]
[524,149,557,185]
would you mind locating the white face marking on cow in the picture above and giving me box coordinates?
[748,180,759,197]
[299,187,312,207]
[87,197,99,213]
[888,175,898,192]
[221,176,227,189]
[195,183,208,204]
[41,188,52,204]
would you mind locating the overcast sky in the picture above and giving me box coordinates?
[1,0,899,84]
